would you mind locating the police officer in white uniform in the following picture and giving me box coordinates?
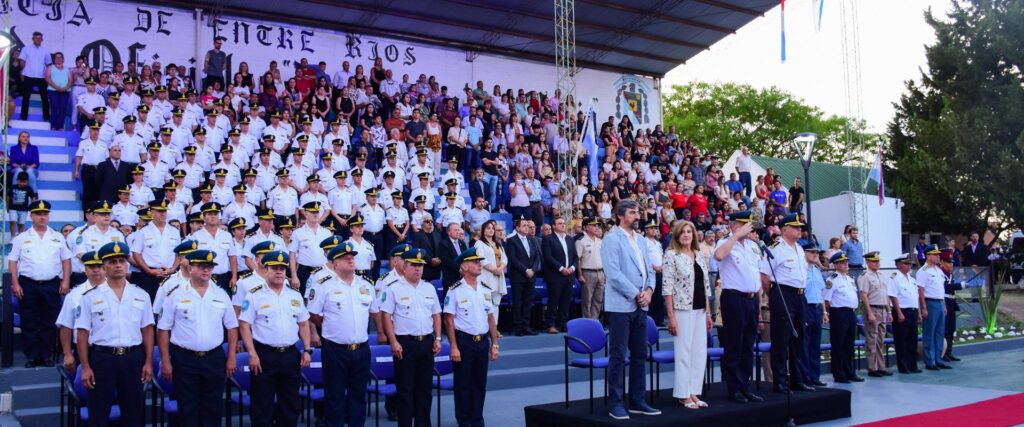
[307,242,379,427]
[75,241,155,427]
[56,250,105,372]
[9,200,73,367]
[243,209,286,270]
[74,121,109,208]
[233,241,278,313]
[361,189,387,279]
[713,211,764,403]
[289,201,333,294]
[154,240,199,320]
[379,248,442,427]
[76,200,126,270]
[888,253,921,374]
[915,244,949,370]
[303,236,342,300]
[344,214,376,279]
[758,213,813,393]
[823,251,863,383]
[157,249,239,426]
[443,248,500,427]
[238,250,312,427]
[131,199,182,299]
[192,202,239,292]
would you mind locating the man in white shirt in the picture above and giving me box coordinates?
[19,31,52,121]
[735,146,753,198]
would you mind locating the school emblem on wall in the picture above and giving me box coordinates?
[614,75,652,125]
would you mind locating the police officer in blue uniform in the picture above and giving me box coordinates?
[380,248,442,427]
[443,248,500,427]
[823,250,863,383]
[308,242,379,427]
[238,250,313,427]
[799,243,828,386]
[75,241,155,427]
[157,249,239,426]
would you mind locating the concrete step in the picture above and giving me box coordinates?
[39,153,70,164]
[6,134,67,147]
[38,170,72,181]
[38,180,79,191]
[9,119,49,131]
[38,189,78,201]
[49,210,83,223]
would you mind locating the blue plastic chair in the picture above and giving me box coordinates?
[227,352,252,427]
[300,348,324,427]
[9,293,20,328]
[706,331,725,387]
[563,318,608,413]
[645,316,673,397]
[367,345,398,427]
[433,342,454,427]
[56,364,76,427]
[150,347,177,427]
[70,365,122,425]
[754,327,771,390]
[855,315,866,370]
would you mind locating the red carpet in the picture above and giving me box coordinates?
[855,393,1024,427]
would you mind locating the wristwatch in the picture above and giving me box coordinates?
[434,337,442,342]
[303,349,313,354]
[491,344,500,350]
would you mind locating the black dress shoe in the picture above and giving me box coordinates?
[791,383,815,392]
[38,359,55,368]
[23,359,39,368]
[941,356,953,362]
[879,370,892,376]
[938,364,952,369]
[743,391,764,402]
[868,371,883,378]
[773,385,791,394]
[834,378,851,384]
[925,365,940,371]
[525,329,539,336]
[729,392,749,403]
[947,355,961,362]
[850,376,865,382]
[909,369,923,373]
[898,369,910,374]
[811,380,828,387]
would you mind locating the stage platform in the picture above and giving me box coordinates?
[524,382,851,427]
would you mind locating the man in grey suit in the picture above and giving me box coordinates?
[600,200,661,420]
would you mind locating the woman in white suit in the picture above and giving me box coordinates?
[474,220,508,319]
[662,220,712,409]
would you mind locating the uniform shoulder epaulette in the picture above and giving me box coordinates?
[165,284,181,296]
[249,284,264,293]
[158,275,172,286]
[770,242,780,249]
[317,275,331,284]
[450,279,463,289]
[829,272,838,279]
[890,272,898,278]
[239,271,253,280]
[311,266,323,275]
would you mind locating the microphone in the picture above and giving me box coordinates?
[758,241,775,259]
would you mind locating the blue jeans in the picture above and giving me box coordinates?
[739,172,752,197]
[922,299,945,367]
[483,173,498,209]
[606,308,647,409]
[47,91,69,130]
[800,303,823,382]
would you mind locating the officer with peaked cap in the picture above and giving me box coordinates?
[444,247,500,427]
[232,240,278,313]
[131,198,182,300]
[192,202,240,293]
[289,201,334,295]
[157,249,239,426]
[858,250,892,376]
[75,241,155,427]
[916,244,949,370]
[308,242,380,427]
[238,250,312,427]
[940,248,967,363]
[154,240,200,320]
[823,250,863,383]
[888,253,922,373]
[380,248,442,427]
[55,250,105,372]
[799,243,828,386]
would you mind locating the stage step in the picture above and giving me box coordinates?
[6,134,67,147]
[9,119,49,131]
[38,189,78,201]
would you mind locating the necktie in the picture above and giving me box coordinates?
[453,239,461,255]
[113,160,119,171]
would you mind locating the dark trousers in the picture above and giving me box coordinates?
[48,90,69,130]
[297,264,316,296]
[70,272,87,289]
[365,231,385,280]
[511,280,535,332]
[893,308,919,372]
[87,346,145,427]
[528,202,544,231]
[720,289,758,395]
[81,165,99,209]
[215,272,233,295]
[828,307,857,381]
[943,299,958,357]
[250,343,302,427]
[606,308,647,408]
[323,340,370,427]
[20,77,50,120]
[394,335,434,427]
[133,271,161,302]
[453,332,489,427]
[544,278,572,329]
[19,277,61,360]
[739,172,752,198]
[769,286,806,388]
[649,272,666,326]
[170,344,227,427]
[800,303,824,382]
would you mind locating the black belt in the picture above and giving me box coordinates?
[902,307,919,311]
[254,341,294,353]
[325,339,367,351]
[925,298,943,302]
[807,303,823,307]
[772,283,805,295]
[456,331,488,342]
[90,344,141,356]
[171,343,218,358]
[869,305,887,309]
[723,289,757,299]
[19,276,59,283]
[581,268,603,272]
[396,333,435,342]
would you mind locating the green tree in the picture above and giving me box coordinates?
[661,82,877,164]
[888,0,1024,238]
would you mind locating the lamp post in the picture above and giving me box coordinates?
[791,132,818,244]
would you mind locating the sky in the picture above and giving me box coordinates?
[663,0,953,132]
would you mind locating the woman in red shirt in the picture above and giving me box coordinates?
[670,182,690,220]
[687,185,709,220]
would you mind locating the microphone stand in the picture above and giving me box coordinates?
[761,243,797,427]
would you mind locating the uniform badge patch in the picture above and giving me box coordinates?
[291,299,300,307]
[825,280,833,289]
[241,300,250,311]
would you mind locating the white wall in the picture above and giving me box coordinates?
[12,0,661,128]
[811,193,904,267]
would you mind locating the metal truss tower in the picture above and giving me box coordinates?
[839,0,870,248]
[554,0,579,222]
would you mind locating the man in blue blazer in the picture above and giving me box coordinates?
[600,200,661,420]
